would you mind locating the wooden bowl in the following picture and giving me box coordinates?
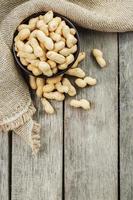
[12,12,80,78]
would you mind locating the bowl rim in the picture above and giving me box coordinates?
[12,11,80,79]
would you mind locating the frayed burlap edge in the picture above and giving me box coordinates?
[0,103,41,155]
[0,103,36,132]
[31,121,41,156]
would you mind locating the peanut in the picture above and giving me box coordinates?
[84,77,97,86]
[43,11,53,24]
[41,98,54,114]
[29,17,38,31]
[43,91,65,101]
[17,51,36,60]
[36,30,54,50]
[23,43,33,53]
[50,32,61,42]
[17,28,30,41]
[55,21,66,34]
[75,76,97,88]
[66,68,85,78]
[30,38,44,57]
[20,57,29,66]
[36,86,43,97]
[48,17,61,32]
[92,49,106,68]
[29,75,37,90]
[59,45,77,57]
[62,78,76,96]
[58,54,74,70]
[26,59,40,67]
[54,41,65,52]
[62,25,77,48]
[52,67,58,74]
[27,64,34,71]
[18,24,29,31]
[46,75,62,84]
[32,67,42,76]
[38,61,53,76]
[72,52,86,68]
[28,64,42,76]
[15,40,24,51]
[36,20,49,36]
[55,82,69,93]
[43,84,55,93]
[46,51,65,64]
[70,99,90,110]
[70,28,76,35]
[29,30,38,39]
[36,78,45,87]
[47,60,57,69]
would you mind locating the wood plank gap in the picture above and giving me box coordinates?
[62,101,65,200]
[117,33,120,200]
[8,132,12,200]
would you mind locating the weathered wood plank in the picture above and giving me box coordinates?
[11,97,63,200]
[64,30,118,200]
[119,32,133,200]
[0,133,9,200]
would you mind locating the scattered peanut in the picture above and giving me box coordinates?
[62,78,76,96]
[41,98,55,114]
[43,84,55,93]
[55,82,69,93]
[75,76,97,88]
[29,76,37,90]
[92,49,106,68]
[43,91,65,101]
[70,99,90,110]
[66,68,85,78]
[46,76,62,84]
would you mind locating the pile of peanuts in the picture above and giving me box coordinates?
[14,10,106,114]
[29,49,106,114]
[14,11,78,76]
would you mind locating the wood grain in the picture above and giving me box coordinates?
[64,29,118,200]
[11,96,63,200]
[119,32,133,200]
[0,133,9,200]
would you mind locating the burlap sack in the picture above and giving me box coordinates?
[0,0,133,154]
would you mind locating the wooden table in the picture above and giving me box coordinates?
[0,28,133,200]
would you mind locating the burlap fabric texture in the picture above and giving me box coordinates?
[0,0,133,154]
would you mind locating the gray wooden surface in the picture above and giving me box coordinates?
[119,32,133,200]
[0,28,133,200]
